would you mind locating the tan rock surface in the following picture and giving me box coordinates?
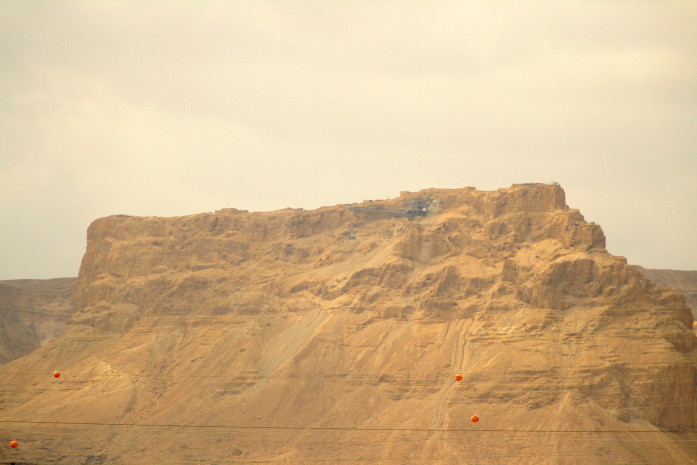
[635,267,697,320]
[0,278,77,364]
[1,184,695,464]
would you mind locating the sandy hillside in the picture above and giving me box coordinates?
[1,184,695,465]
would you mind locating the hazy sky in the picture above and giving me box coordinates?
[1,1,696,279]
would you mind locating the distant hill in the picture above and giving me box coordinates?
[635,267,697,320]
[0,278,77,364]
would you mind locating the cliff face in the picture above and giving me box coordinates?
[0,278,77,364]
[1,184,695,465]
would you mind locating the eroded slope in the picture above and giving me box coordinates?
[636,267,697,320]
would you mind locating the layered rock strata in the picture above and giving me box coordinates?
[635,267,697,320]
[1,184,695,465]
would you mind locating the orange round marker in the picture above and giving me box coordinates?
[470,415,479,423]
[10,440,18,448]
[454,374,463,381]
[53,371,61,378]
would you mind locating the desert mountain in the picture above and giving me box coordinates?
[0,278,77,364]
[1,184,695,465]
[635,267,697,320]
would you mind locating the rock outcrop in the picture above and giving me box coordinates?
[635,267,697,320]
[1,184,695,465]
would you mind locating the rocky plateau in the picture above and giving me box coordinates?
[1,184,695,465]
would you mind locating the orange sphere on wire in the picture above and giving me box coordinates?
[10,440,18,448]
[470,415,479,423]
[53,371,61,378]
[454,374,463,381]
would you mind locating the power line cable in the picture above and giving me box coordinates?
[2,419,696,434]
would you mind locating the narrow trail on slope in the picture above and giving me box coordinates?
[429,319,469,462]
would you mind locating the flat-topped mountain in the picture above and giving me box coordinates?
[1,184,695,465]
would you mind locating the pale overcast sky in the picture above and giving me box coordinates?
[1,1,696,279]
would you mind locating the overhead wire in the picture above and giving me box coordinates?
[2,419,697,434]
[3,357,694,379]
[3,449,697,465]
[7,429,697,445]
